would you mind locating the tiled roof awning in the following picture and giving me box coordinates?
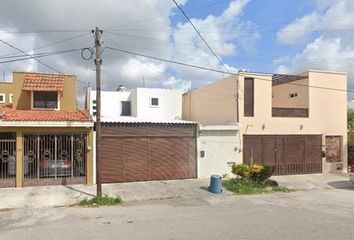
[0,106,92,122]
[22,73,65,92]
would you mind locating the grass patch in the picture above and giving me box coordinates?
[79,194,122,207]
[222,178,290,195]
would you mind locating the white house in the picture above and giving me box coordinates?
[87,87,182,122]
[86,86,239,182]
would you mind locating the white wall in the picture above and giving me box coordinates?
[90,90,131,120]
[89,88,182,122]
[198,128,239,178]
[135,88,182,121]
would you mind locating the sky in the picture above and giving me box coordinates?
[0,0,354,104]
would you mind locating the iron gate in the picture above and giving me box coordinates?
[23,133,87,186]
[0,132,16,188]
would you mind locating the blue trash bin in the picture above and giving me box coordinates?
[209,175,222,194]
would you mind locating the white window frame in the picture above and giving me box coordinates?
[31,91,60,110]
[9,94,13,104]
[0,93,5,103]
[149,97,159,108]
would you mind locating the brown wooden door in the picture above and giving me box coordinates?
[243,135,322,175]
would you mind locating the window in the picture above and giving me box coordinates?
[150,97,159,107]
[289,93,298,98]
[0,93,5,103]
[92,100,97,104]
[33,91,58,109]
[9,94,13,103]
[121,101,131,116]
[244,78,254,117]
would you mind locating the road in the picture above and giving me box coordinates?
[0,188,354,240]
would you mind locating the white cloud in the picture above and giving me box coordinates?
[162,76,191,92]
[275,0,354,95]
[0,0,255,105]
[277,12,319,44]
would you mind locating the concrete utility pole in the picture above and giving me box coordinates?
[93,27,103,197]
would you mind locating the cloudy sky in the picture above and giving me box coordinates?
[0,0,353,104]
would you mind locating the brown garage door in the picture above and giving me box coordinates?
[243,135,322,175]
[100,123,197,183]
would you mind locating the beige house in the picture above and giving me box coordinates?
[183,70,347,175]
[0,72,94,188]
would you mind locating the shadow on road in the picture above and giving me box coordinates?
[64,185,96,197]
[327,181,354,190]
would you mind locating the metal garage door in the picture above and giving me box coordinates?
[243,135,322,175]
[100,123,197,183]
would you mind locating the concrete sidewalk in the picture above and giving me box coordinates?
[0,179,229,209]
[0,174,352,209]
[272,173,353,190]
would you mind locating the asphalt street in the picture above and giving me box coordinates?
[1,187,354,240]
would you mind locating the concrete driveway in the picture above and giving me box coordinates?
[0,174,352,209]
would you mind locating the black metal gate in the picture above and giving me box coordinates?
[0,132,16,188]
[23,133,87,186]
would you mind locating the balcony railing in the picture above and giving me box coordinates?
[272,107,309,118]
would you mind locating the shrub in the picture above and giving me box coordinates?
[250,165,274,183]
[232,163,274,183]
[222,178,288,195]
[79,194,122,206]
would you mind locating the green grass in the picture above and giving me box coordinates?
[222,178,290,195]
[79,194,122,207]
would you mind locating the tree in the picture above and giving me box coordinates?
[348,109,354,147]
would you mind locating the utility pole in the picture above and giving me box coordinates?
[93,27,103,197]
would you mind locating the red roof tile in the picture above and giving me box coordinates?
[22,73,65,92]
[0,106,92,122]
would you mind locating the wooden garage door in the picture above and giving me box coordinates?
[243,135,322,175]
[100,123,197,183]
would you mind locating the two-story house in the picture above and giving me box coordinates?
[0,72,94,188]
[86,87,197,183]
[183,70,347,175]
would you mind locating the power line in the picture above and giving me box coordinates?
[110,0,231,30]
[106,46,353,93]
[105,31,354,66]
[0,49,83,63]
[0,29,90,34]
[0,38,88,84]
[0,32,90,59]
[171,0,240,121]
[171,0,229,74]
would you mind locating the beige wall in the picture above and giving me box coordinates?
[182,71,348,173]
[272,78,309,108]
[182,77,237,125]
[0,82,14,105]
[2,72,77,110]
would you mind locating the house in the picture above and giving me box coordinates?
[0,72,94,188]
[183,70,347,175]
[86,87,197,183]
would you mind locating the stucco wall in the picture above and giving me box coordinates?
[198,128,239,178]
[272,78,309,108]
[182,77,237,125]
[90,90,131,119]
[135,88,182,121]
[0,82,14,105]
